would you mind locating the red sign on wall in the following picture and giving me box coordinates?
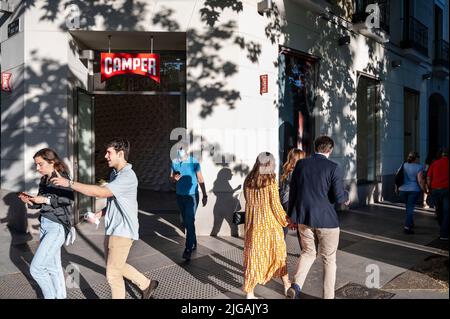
[1,72,12,92]
[100,53,160,83]
[260,74,268,95]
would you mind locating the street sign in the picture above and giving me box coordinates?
[1,72,12,92]
[260,74,268,94]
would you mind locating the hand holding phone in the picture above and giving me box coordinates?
[173,171,182,182]
[18,192,33,205]
[18,192,33,198]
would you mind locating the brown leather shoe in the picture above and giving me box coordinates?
[142,280,159,299]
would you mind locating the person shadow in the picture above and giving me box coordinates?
[210,168,241,237]
[137,209,246,299]
[1,192,42,298]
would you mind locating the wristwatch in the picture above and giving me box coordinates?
[46,196,51,205]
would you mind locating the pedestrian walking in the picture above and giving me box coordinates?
[427,148,449,240]
[398,151,426,234]
[18,148,74,299]
[51,138,159,299]
[280,148,305,248]
[170,141,207,261]
[286,136,349,299]
[242,152,291,299]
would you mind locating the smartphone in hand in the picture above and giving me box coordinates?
[18,192,33,198]
[173,171,181,182]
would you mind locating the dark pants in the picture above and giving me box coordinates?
[400,191,420,229]
[282,203,302,250]
[431,189,449,238]
[283,226,302,250]
[176,193,199,250]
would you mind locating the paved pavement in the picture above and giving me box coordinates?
[0,200,448,299]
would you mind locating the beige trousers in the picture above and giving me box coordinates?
[104,235,150,299]
[293,224,340,299]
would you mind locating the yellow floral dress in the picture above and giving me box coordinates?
[243,181,289,293]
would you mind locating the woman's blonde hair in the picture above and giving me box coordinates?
[244,152,276,189]
[281,148,306,182]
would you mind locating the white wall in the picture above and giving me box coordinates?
[1,0,449,235]
[1,3,25,191]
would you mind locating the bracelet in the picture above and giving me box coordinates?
[69,180,74,188]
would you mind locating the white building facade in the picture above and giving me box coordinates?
[1,0,448,236]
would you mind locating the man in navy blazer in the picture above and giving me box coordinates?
[286,135,349,299]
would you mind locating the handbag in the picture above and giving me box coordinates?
[394,162,405,188]
[233,211,245,225]
[232,190,245,225]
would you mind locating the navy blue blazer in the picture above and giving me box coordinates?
[287,153,348,228]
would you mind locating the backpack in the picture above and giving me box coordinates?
[394,162,405,188]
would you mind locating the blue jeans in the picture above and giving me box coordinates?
[30,217,66,299]
[176,194,199,250]
[400,191,420,229]
[431,189,449,238]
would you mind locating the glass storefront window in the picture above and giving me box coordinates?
[357,76,380,184]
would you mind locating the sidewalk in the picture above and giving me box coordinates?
[0,203,448,299]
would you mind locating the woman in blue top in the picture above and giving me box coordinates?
[398,151,426,234]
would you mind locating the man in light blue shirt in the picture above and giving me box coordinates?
[51,138,159,299]
[170,142,207,260]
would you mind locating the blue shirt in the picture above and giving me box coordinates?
[105,164,139,240]
[171,156,201,195]
[399,163,423,192]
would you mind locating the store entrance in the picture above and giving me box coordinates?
[75,90,185,224]
[71,31,186,223]
[278,47,319,170]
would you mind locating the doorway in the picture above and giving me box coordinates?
[428,93,448,161]
[404,88,420,160]
[278,47,319,170]
[356,75,381,184]
[71,32,187,224]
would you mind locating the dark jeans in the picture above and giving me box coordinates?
[400,191,421,229]
[176,193,199,250]
[430,189,449,238]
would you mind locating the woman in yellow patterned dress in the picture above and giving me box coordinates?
[243,152,291,299]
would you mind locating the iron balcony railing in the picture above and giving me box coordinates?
[401,16,428,56]
[434,39,449,68]
[352,0,390,33]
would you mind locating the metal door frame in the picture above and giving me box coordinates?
[73,87,95,224]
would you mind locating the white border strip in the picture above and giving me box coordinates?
[341,229,449,257]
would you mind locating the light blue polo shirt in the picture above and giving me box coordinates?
[399,163,424,192]
[171,156,201,195]
[104,164,139,240]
